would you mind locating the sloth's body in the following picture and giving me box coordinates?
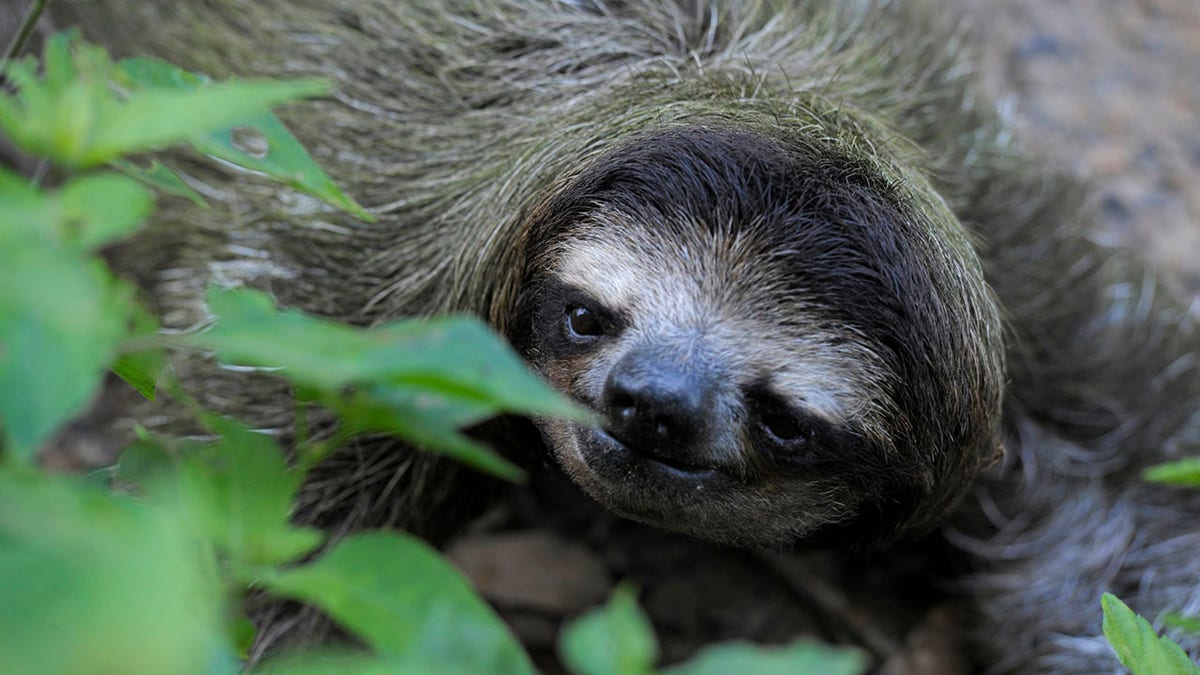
[56,0,1200,672]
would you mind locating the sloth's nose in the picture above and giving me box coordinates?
[602,346,713,463]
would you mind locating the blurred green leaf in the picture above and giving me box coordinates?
[560,585,658,675]
[198,287,587,478]
[0,36,112,165]
[0,469,230,675]
[0,185,136,456]
[230,614,258,661]
[116,420,321,567]
[59,172,155,249]
[1144,458,1200,488]
[111,158,208,207]
[6,34,111,165]
[118,57,372,220]
[1102,593,1200,675]
[0,165,53,236]
[0,33,328,169]
[179,415,324,567]
[0,75,23,141]
[110,305,165,400]
[1162,613,1200,635]
[331,387,523,480]
[0,166,154,249]
[259,532,534,675]
[42,29,80,86]
[84,78,330,167]
[111,351,164,400]
[664,641,868,675]
[202,288,587,421]
[116,55,207,89]
[201,114,373,220]
[115,432,179,490]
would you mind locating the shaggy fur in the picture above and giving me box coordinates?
[52,1,1200,672]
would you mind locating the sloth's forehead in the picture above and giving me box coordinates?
[552,210,776,317]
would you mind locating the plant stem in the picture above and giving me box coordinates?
[2,0,48,67]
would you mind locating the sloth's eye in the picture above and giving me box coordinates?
[760,408,808,445]
[566,305,604,339]
[751,392,813,448]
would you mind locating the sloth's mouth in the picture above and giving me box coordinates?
[580,427,721,482]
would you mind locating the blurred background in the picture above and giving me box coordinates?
[961,0,1199,296]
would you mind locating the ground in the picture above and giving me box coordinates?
[962,0,1200,295]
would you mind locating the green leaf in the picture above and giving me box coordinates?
[259,532,534,675]
[1144,458,1200,488]
[118,57,372,220]
[1102,593,1200,675]
[116,421,321,566]
[42,31,82,87]
[560,585,658,675]
[25,34,110,165]
[116,55,208,89]
[197,287,588,478]
[0,166,54,236]
[179,415,324,567]
[199,114,373,220]
[0,469,230,675]
[115,433,179,490]
[111,351,164,400]
[1162,613,1200,635]
[230,614,258,661]
[0,36,111,167]
[0,33,329,169]
[110,304,165,400]
[331,387,524,480]
[0,219,136,457]
[83,78,330,166]
[202,288,588,422]
[59,172,155,249]
[0,167,152,249]
[664,641,868,675]
[111,158,208,207]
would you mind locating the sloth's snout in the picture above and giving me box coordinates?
[602,346,714,468]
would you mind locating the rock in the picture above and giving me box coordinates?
[447,529,612,615]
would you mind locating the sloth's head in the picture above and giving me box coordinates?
[511,126,1005,548]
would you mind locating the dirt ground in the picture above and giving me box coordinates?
[962,0,1200,296]
[446,2,1200,672]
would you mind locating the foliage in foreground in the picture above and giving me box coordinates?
[0,32,871,674]
[1102,594,1200,675]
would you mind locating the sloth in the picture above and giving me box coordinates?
[52,0,1200,672]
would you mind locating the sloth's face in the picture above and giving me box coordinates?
[515,127,1004,547]
[526,214,895,546]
